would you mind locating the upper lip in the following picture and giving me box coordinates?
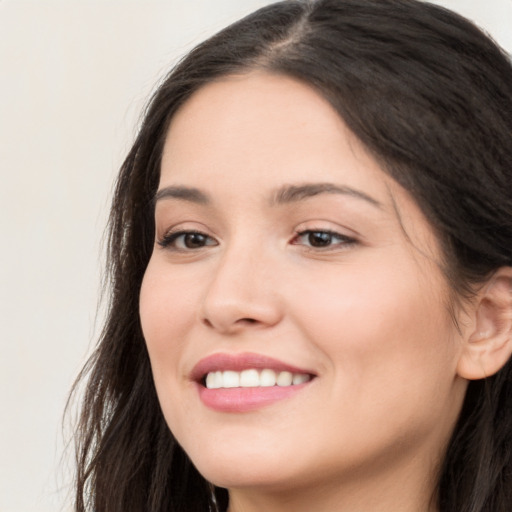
[190,352,316,383]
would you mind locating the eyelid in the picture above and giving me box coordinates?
[294,230,356,244]
[293,220,359,238]
[290,223,359,251]
[157,226,218,250]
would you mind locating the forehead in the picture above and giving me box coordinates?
[160,71,388,198]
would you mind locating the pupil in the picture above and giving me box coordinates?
[185,233,206,248]
[309,232,331,247]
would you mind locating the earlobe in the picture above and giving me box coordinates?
[457,267,512,380]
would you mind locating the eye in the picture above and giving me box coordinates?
[158,230,218,250]
[292,230,356,249]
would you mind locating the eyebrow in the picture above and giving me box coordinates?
[154,186,210,204]
[271,183,382,208]
[154,182,381,208]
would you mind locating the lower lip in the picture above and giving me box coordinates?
[197,382,310,412]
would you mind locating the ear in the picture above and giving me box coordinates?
[457,267,512,380]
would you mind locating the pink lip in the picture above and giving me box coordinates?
[190,352,314,382]
[190,352,315,413]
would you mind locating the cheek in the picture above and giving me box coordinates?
[141,257,197,332]
[288,255,458,394]
[282,256,462,464]
[139,259,199,382]
[139,259,205,437]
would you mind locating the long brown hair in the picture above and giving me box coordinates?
[71,1,512,510]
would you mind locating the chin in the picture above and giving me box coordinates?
[181,433,305,490]
[198,461,302,492]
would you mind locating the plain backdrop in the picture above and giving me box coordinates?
[1,1,511,511]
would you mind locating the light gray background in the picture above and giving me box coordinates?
[1,1,511,511]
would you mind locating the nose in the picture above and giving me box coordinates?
[200,243,283,334]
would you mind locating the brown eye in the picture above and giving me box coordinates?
[158,230,218,250]
[307,231,333,247]
[183,232,208,248]
[292,230,357,250]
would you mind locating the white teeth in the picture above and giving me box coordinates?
[223,370,239,388]
[276,371,293,386]
[214,371,223,388]
[204,369,311,389]
[240,369,260,387]
[292,373,310,385]
[260,369,277,387]
[205,372,216,389]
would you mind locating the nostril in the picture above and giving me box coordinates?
[201,316,265,334]
[240,318,257,324]
[202,316,259,331]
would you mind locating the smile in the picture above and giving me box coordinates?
[192,353,316,412]
[205,369,312,389]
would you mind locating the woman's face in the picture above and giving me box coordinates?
[140,72,468,500]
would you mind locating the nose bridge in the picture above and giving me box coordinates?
[200,234,281,332]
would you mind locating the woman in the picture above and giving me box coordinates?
[72,0,512,511]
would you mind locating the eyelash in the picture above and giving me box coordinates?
[291,229,357,250]
[157,230,218,250]
[157,228,357,252]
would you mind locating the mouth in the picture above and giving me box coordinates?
[191,352,316,412]
[203,369,312,389]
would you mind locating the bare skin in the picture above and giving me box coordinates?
[139,72,511,512]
